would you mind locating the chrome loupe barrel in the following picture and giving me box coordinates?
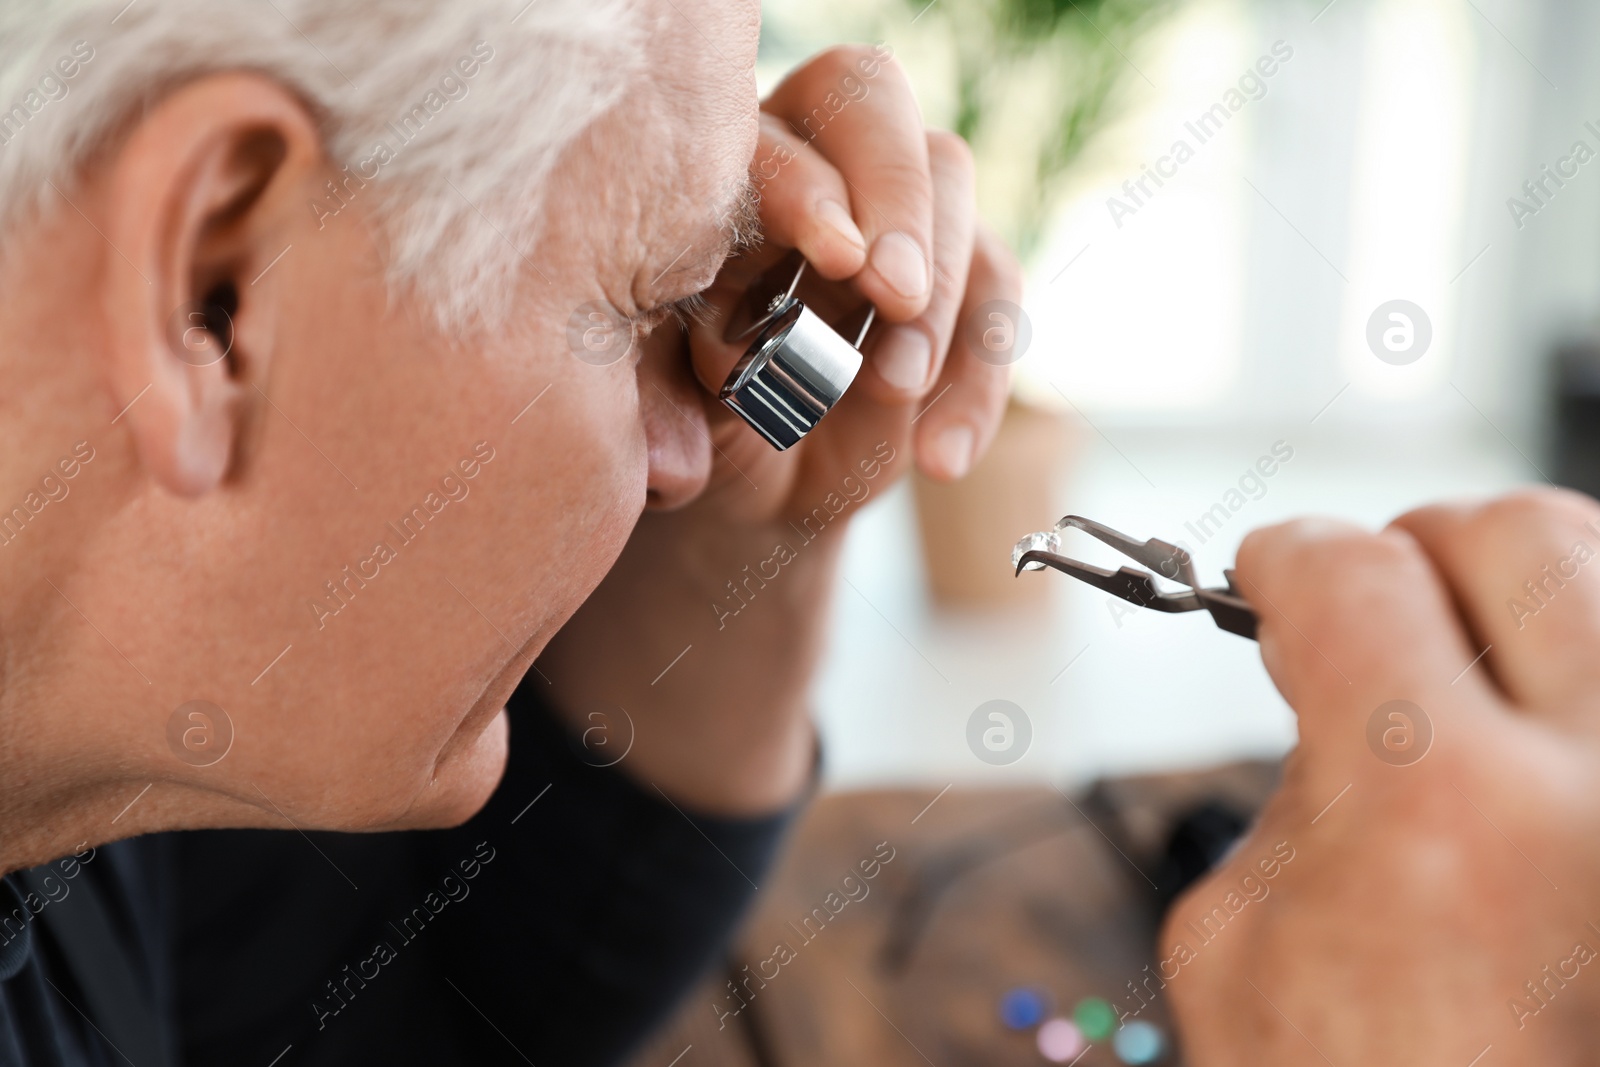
[719,299,865,451]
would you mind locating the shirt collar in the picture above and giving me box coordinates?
[0,876,33,981]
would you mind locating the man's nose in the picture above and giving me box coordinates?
[636,330,712,510]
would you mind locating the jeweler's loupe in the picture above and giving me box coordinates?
[719,258,875,451]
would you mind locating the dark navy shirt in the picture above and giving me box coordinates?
[0,836,177,1067]
[0,678,795,1066]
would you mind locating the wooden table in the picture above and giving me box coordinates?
[627,762,1279,1067]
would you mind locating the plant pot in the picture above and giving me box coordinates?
[912,399,1078,608]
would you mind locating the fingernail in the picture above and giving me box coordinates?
[933,424,974,479]
[816,199,865,253]
[870,232,930,300]
[875,326,931,391]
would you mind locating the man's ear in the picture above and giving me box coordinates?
[99,73,323,497]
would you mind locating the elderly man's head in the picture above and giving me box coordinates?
[0,0,759,868]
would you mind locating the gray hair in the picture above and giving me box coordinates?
[0,0,648,329]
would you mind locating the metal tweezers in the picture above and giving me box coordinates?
[1013,516,1258,641]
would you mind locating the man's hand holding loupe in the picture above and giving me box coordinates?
[538,45,1018,814]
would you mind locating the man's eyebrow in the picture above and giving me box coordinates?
[717,177,763,255]
[650,178,762,297]
[685,177,762,276]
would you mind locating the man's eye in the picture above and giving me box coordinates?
[632,293,711,334]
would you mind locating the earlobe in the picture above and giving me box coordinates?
[97,74,322,497]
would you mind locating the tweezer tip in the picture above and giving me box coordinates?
[1014,550,1047,578]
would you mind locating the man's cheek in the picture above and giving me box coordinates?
[533,400,649,577]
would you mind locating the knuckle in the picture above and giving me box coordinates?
[1305,532,1425,611]
[925,129,975,177]
[865,155,935,205]
[785,45,908,107]
[810,44,882,78]
[1389,499,1465,536]
[1243,521,1429,646]
[1473,486,1600,538]
[1239,517,1372,581]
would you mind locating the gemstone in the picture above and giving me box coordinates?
[1011,530,1060,572]
[999,986,1048,1030]
[1112,1019,1165,1064]
[1074,997,1117,1041]
[1036,1018,1085,1062]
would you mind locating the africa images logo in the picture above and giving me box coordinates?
[967,700,1031,766]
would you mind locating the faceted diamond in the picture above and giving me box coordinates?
[1012,529,1061,572]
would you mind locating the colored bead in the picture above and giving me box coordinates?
[1112,1019,1165,1064]
[1073,997,1117,1041]
[1036,1018,1085,1062]
[1000,987,1049,1030]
